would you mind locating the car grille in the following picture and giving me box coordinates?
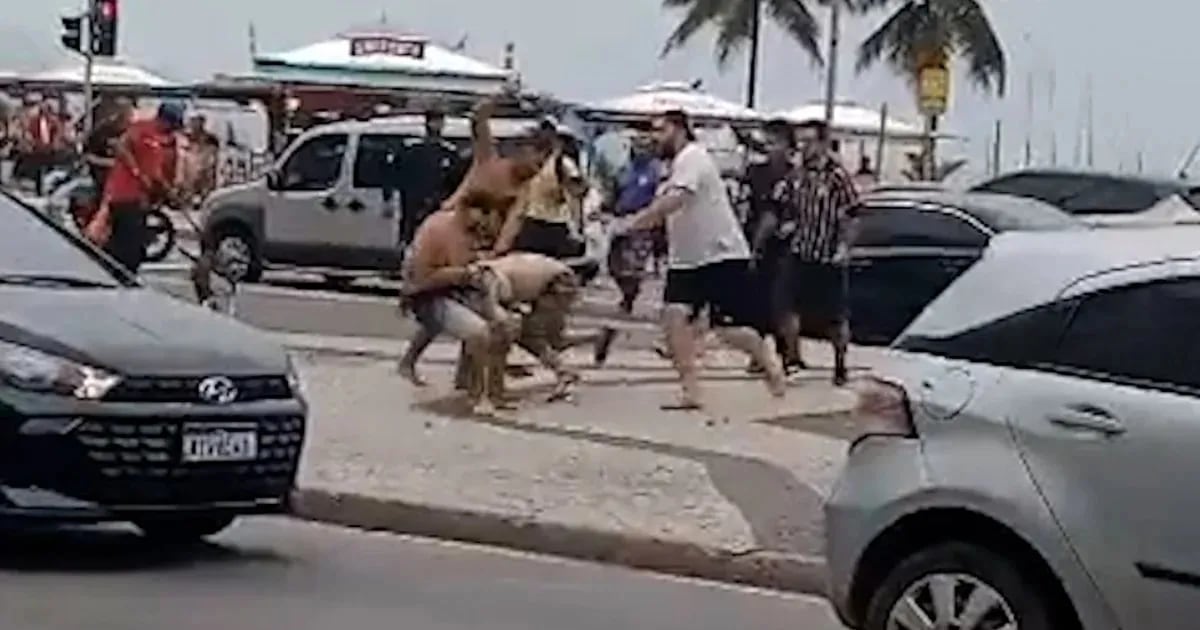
[63,415,304,506]
[103,376,292,404]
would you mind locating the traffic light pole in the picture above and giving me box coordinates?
[82,12,95,138]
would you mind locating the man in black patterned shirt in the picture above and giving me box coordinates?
[778,120,858,386]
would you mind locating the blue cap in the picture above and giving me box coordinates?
[156,101,185,130]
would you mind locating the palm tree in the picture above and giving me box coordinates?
[660,0,827,108]
[853,0,1007,96]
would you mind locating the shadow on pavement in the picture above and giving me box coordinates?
[0,524,288,573]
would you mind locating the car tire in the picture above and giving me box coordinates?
[143,209,177,263]
[863,541,1058,630]
[136,515,236,542]
[212,227,262,283]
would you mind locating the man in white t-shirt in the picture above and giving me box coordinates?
[614,110,785,409]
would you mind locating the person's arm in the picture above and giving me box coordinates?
[627,150,699,230]
[469,99,497,163]
[492,193,527,255]
[114,130,152,191]
[832,167,861,262]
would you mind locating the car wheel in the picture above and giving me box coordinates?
[136,515,236,542]
[864,541,1057,630]
[214,229,261,283]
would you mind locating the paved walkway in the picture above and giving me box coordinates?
[282,332,882,595]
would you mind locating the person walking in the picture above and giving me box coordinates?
[614,110,785,410]
[743,118,805,375]
[96,102,184,274]
[777,120,859,386]
[593,125,662,365]
[395,105,467,248]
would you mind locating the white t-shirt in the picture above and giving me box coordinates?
[661,142,750,269]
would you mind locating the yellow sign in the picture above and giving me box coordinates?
[918,65,949,116]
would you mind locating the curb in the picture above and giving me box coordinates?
[291,489,828,597]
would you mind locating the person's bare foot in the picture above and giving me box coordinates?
[760,350,787,398]
[398,362,427,386]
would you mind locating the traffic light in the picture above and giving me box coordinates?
[89,0,118,57]
[60,15,83,53]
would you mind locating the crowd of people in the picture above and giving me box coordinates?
[398,99,861,413]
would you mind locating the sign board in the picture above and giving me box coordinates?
[350,36,426,59]
[918,64,949,116]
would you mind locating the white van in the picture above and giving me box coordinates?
[198,115,540,284]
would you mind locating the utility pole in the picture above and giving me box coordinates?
[746,0,761,109]
[823,2,840,129]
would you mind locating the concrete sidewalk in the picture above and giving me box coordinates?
[282,332,877,595]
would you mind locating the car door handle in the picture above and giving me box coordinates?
[321,197,339,211]
[1048,405,1127,436]
[347,199,365,212]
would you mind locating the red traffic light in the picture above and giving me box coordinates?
[98,0,116,20]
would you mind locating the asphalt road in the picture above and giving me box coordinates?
[141,270,657,342]
[0,517,845,630]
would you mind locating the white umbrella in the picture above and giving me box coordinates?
[772,102,941,140]
[581,81,764,126]
[26,59,175,88]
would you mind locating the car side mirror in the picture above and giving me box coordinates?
[265,170,281,190]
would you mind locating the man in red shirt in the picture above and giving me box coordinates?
[101,102,184,272]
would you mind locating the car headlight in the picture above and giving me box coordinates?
[285,354,303,398]
[0,339,121,400]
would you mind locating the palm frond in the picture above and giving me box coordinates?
[935,0,1006,95]
[844,0,896,15]
[661,0,736,56]
[713,0,757,66]
[856,1,932,74]
[766,0,824,64]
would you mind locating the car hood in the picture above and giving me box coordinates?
[204,180,264,211]
[0,286,287,376]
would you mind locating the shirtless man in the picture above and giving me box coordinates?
[403,205,511,414]
[466,252,582,401]
[398,98,554,387]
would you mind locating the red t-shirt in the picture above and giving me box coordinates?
[105,119,177,205]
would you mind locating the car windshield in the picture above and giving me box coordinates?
[968,197,1084,232]
[0,192,132,288]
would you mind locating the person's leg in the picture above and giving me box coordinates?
[435,299,497,412]
[830,263,851,387]
[707,260,786,398]
[660,269,704,408]
[398,324,440,386]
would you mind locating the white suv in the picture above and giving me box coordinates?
[826,225,1200,630]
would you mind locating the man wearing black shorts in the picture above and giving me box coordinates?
[615,110,785,410]
[778,120,859,386]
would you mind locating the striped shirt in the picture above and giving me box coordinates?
[778,156,859,263]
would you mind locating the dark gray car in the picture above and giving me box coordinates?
[0,190,306,541]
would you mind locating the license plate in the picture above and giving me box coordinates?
[181,425,258,463]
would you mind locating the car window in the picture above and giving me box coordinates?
[0,192,129,286]
[896,299,1071,368]
[854,206,988,248]
[280,134,348,192]
[1059,179,1162,215]
[972,174,1092,206]
[1052,278,1200,393]
[353,134,406,189]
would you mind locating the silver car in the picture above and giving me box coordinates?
[826,225,1200,630]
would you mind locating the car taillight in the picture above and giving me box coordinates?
[849,377,916,449]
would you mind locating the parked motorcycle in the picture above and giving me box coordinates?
[59,175,176,263]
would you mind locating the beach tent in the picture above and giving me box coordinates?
[248,29,515,95]
[579,81,764,126]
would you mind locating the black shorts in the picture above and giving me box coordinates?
[792,260,848,324]
[664,259,768,334]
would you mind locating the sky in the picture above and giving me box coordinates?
[2,0,1196,178]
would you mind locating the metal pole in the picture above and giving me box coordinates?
[875,102,887,177]
[992,119,1002,177]
[823,2,840,129]
[745,0,761,109]
[82,9,95,138]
